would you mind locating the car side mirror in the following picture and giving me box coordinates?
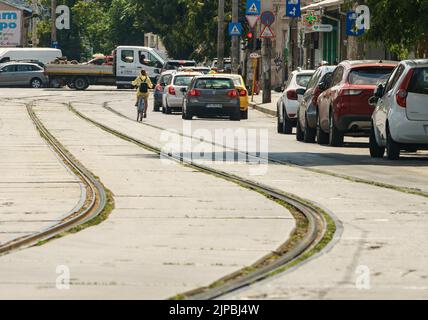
[374,84,385,98]
[368,96,379,106]
[296,88,306,96]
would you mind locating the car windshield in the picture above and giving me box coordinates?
[348,67,394,85]
[195,78,234,89]
[407,67,428,95]
[296,74,313,87]
[174,76,194,86]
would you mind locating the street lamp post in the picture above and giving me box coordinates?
[217,0,225,70]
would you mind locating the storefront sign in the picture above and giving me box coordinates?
[0,11,21,46]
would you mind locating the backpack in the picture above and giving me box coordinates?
[139,77,148,93]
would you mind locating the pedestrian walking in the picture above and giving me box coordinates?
[132,70,153,121]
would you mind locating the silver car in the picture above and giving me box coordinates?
[163,71,202,114]
[0,62,47,88]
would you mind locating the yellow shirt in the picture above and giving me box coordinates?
[132,75,153,97]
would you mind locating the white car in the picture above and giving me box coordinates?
[277,69,315,134]
[370,59,428,160]
[162,71,202,114]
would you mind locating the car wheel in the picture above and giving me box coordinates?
[230,108,241,121]
[153,101,160,112]
[329,111,344,147]
[30,78,43,89]
[277,106,284,133]
[73,77,89,91]
[303,114,316,143]
[369,125,385,158]
[283,108,293,134]
[240,109,248,120]
[386,126,401,160]
[316,113,329,145]
[296,116,304,141]
[165,101,172,114]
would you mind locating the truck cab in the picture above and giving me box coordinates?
[114,46,164,87]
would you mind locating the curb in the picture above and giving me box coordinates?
[250,102,278,117]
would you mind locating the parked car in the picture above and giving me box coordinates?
[317,60,397,146]
[162,60,197,73]
[370,60,428,160]
[0,47,62,64]
[162,71,202,114]
[277,69,315,134]
[154,70,175,112]
[0,62,47,88]
[181,75,241,121]
[296,66,336,142]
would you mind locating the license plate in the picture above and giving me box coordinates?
[206,104,222,108]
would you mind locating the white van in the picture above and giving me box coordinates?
[114,46,164,86]
[0,48,63,65]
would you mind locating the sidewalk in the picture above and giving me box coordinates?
[249,91,281,117]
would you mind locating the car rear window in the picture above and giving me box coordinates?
[296,74,313,87]
[195,78,234,89]
[174,76,194,86]
[407,67,428,95]
[348,67,393,85]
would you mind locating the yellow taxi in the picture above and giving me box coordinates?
[221,74,249,119]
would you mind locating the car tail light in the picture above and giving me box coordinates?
[239,89,247,97]
[189,89,200,97]
[396,69,414,108]
[228,90,239,98]
[168,86,176,95]
[287,90,298,100]
[341,89,363,96]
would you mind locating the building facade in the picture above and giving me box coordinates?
[0,0,32,47]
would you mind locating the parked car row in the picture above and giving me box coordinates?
[278,59,428,160]
[154,68,249,121]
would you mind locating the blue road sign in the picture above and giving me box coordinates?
[246,0,261,16]
[51,41,59,49]
[260,11,275,26]
[228,22,243,36]
[286,0,301,18]
[346,11,364,36]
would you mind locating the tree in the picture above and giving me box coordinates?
[365,0,428,59]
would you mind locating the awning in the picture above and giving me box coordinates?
[0,0,33,13]
[302,0,344,11]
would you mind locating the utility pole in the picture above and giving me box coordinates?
[231,0,239,74]
[217,0,225,70]
[51,0,57,46]
[261,38,272,103]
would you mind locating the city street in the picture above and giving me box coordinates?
[1,87,427,299]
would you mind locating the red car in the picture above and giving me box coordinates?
[317,60,397,146]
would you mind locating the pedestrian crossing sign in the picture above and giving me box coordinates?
[228,22,243,36]
[260,25,274,38]
[246,0,261,16]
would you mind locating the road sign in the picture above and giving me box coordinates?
[51,41,59,49]
[246,0,261,16]
[312,24,333,32]
[260,11,275,26]
[228,22,243,36]
[346,11,364,36]
[286,0,301,18]
[260,25,274,38]
[246,15,259,29]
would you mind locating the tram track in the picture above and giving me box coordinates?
[0,103,109,256]
[68,102,336,300]
[101,102,428,199]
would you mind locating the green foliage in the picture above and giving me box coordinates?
[366,0,428,59]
